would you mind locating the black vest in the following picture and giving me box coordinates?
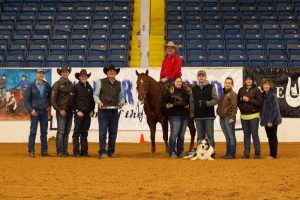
[99,78,121,106]
[192,84,215,118]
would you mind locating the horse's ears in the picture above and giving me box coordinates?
[135,70,139,76]
[145,69,149,76]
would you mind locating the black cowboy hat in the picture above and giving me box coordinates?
[75,69,91,80]
[57,67,71,75]
[103,65,120,75]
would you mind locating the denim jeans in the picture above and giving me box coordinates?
[56,111,73,155]
[195,119,215,148]
[98,109,119,156]
[241,118,261,156]
[28,109,48,153]
[220,117,236,157]
[72,114,91,155]
[168,115,188,156]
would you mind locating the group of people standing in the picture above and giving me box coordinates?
[161,41,282,160]
[24,65,124,158]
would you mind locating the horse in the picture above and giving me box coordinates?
[135,70,196,153]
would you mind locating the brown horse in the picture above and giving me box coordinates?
[135,70,196,153]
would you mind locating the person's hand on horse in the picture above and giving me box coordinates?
[161,77,168,82]
[98,102,104,109]
[77,111,84,117]
[166,103,174,109]
[184,104,189,108]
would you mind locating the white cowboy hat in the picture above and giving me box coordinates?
[165,41,179,50]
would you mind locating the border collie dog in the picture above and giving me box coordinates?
[184,139,214,160]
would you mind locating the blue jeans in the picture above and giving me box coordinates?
[98,109,119,156]
[241,118,261,156]
[56,111,73,154]
[195,119,215,148]
[168,115,188,156]
[220,117,236,157]
[28,109,48,153]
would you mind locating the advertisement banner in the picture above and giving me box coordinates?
[0,69,52,120]
[51,67,243,130]
[245,67,300,118]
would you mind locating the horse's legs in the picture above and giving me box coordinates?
[160,117,169,154]
[147,119,157,153]
[188,118,196,151]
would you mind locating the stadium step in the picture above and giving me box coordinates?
[150,0,165,67]
[129,0,141,67]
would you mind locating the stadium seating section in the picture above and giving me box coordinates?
[166,0,300,67]
[0,0,132,67]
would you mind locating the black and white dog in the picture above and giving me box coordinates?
[184,139,215,160]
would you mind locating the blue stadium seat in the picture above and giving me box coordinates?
[29,45,47,56]
[6,55,24,67]
[49,45,67,56]
[187,55,206,67]
[56,16,74,25]
[269,55,289,67]
[8,45,27,56]
[18,16,35,25]
[247,44,265,55]
[27,55,45,67]
[0,35,10,46]
[290,55,300,66]
[267,44,286,56]
[227,44,245,55]
[207,55,227,66]
[207,43,226,55]
[68,45,87,56]
[107,55,128,67]
[36,16,54,25]
[91,24,109,36]
[54,25,72,35]
[51,35,69,45]
[228,54,247,67]
[71,35,89,45]
[11,35,30,46]
[76,6,93,16]
[46,55,65,67]
[31,35,49,45]
[66,55,85,67]
[35,25,51,35]
[248,55,267,67]
[0,45,7,56]
[89,45,107,56]
[287,44,300,56]
[109,44,127,56]
[40,6,56,16]
[110,34,128,45]
[86,55,106,67]
[90,35,108,45]
[0,16,16,25]
[0,25,13,36]
[73,24,90,35]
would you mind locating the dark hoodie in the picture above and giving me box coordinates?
[237,83,262,115]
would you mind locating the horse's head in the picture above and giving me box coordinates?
[136,69,149,102]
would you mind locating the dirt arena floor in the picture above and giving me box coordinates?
[0,141,299,200]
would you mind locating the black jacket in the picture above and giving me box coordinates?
[163,88,189,116]
[73,81,95,114]
[238,84,262,115]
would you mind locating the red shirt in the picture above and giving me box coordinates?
[160,54,182,81]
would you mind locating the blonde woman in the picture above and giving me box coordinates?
[260,78,282,159]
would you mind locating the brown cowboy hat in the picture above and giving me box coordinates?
[103,65,120,75]
[75,69,91,80]
[57,67,71,75]
[165,41,179,50]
